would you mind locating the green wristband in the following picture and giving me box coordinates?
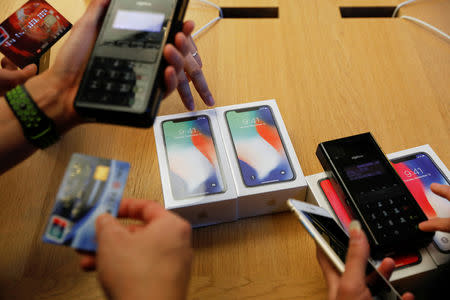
[5,85,60,149]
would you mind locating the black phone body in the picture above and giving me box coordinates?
[316,132,434,257]
[74,0,189,127]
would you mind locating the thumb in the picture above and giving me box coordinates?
[20,64,38,81]
[342,220,370,282]
[96,213,128,245]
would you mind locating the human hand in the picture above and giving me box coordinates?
[419,183,450,233]
[24,0,197,133]
[79,199,193,300]
[175,21,215,111]
[0,57,37,97]
[316,220,414,300]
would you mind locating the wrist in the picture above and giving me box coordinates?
[24,70,81,133]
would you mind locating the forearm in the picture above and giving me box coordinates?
[0,71,79,174]
[0,98,35,174]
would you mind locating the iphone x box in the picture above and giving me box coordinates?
[304,145,449,293]
[153,109,237,227]
[153,100,307,226]
[387,145,450,267]
[216,100,307,218]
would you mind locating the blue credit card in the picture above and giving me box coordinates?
[42,153,130,252]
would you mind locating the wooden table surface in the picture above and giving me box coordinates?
[0,0,449,299]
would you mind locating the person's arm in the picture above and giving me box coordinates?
[419,183,450,233]
[79,199,193,300]
[316,220,414,300]
[0,0,195,175]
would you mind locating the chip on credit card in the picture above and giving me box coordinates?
[42,153,130,252]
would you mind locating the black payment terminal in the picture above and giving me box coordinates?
[74,0,189,127]
[316,132,434,257]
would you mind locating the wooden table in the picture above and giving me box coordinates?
[0,0,448,299]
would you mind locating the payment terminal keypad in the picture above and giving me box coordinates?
[357,185,421,244]
[83,57,154,108]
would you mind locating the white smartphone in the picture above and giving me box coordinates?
[287,199,402,299]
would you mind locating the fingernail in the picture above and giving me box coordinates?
[206,95,215,106]
[349,220,362,240]
[349,220,361,231]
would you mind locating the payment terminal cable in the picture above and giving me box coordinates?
[392,0,450,41]
[192,0,223,39]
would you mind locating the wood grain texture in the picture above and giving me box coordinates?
[0,0,448,299]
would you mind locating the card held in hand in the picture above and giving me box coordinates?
[43,153,130,252]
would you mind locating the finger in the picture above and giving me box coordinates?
[430,183,450,201]
[174,32,190,57]
[419,218,450,232]
[79,254,96,271]
[177,71,194,111]
[184,55,214,106]
[182,21,202,66]
[316,244,341,298]
[164,43,185,75]
[402,292,415,300]
[342,220,370,282]
[0,67,36,89]
[184,35,202,67]
[1,57,18,70]
[117,198,168,224]
[95,213,128,244]
[377,258,396,280]
[182,20,195,37]
[163,66,178,98]
[21,64,38,80]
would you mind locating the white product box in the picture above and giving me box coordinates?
[154,100,308,226]
[153,109,237,228]
[304,145,450,294]
[387,145,450,267]
[216,100,307,218]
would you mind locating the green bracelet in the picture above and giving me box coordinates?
[5,85,60,149]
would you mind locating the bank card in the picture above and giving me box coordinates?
[42,153,130,252]
[0,0,72,68]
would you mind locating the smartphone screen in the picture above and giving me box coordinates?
[225,106,295,187]
[162,116,225,200]
[302,210,401,298]
[0,0,72,68]
[391,152,450,252]
[319,178,422,268]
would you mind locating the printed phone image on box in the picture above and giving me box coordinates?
[391,152,450,253]
[162,115,226,200]
[43,154,130,252]
[0,0,71,68]
[225,105,295,187]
